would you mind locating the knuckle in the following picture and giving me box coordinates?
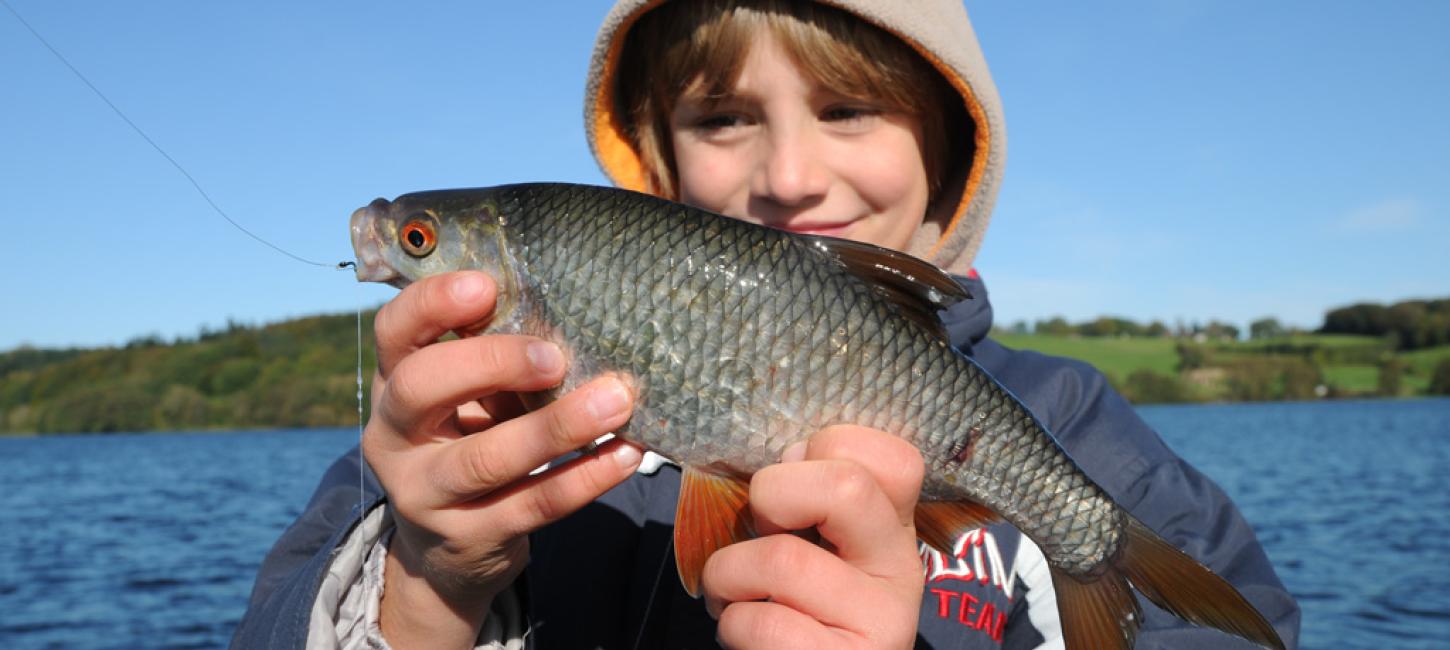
[389,487,428,520]
[572,457,617,499]
[382,361,425,415]
[475,336,522,377]
[372,303,404,356]
[460,441,512,493]
[540,399,590,450]
[360,424,386,459]
[761,535,814,581]
[522,480,567,526]
[749,610,790,648]
[724,604,787,648]
[829,463,876,506]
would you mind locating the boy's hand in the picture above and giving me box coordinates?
[364,271,642,650]
[702,426,926,649]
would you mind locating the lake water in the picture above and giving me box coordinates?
[1,399,1447,649]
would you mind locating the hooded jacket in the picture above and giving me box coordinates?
[232,2,1300,648]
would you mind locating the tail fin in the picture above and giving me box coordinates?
[1048,517,1285,650]
[1117,516,1285,649]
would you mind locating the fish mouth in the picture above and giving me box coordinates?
[349,199,400,285]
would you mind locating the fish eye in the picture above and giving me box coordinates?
[399,215,438,257]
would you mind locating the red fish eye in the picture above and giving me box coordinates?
[399,218,437,257]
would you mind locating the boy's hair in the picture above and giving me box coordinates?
[615,0,971,205]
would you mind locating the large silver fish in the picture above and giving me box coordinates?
[349,183,1283,650]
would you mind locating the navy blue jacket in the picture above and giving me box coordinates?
[232,275,1301,648]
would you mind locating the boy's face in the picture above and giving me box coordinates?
[668,33,930,253]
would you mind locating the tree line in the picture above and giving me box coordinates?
[4,294,1449,434]
[1006,296,1450,346]
[1318,298,1450,350]
[0,313,376,434]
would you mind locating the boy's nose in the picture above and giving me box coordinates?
[755,129,829,207]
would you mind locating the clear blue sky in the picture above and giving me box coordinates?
[3,1,1447,350]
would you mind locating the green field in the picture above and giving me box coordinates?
[1402,345,1450,374]
[991,333,1179,379]
[1321,365,1378,393]
[991,333,1450,399]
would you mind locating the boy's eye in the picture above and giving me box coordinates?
[820,105,881,124]
[694,113,747,131]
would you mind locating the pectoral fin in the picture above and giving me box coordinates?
[674,467,755,597]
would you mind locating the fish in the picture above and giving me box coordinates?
[349,182,1285,650]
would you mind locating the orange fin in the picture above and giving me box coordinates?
[674,467,755,598]
[913,500,1001,556]
[1117,516,1286,650]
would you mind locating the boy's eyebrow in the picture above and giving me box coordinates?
[678,86,749,109]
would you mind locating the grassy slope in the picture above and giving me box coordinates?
[994,333,1449,396]
[991,333,1180,379]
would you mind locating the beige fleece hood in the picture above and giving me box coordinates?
[584,0,1005,275]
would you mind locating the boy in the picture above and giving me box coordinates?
[233,2,1299,648]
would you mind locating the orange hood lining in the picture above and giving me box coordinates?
[590,1,990,259]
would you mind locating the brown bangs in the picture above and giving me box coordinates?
[616,0,967,201]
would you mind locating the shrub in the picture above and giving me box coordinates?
[1428,359,1450,396]
[1377,358,1407,397]
[1120,369,1189,404]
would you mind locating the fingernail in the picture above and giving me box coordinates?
[612,443,643,470]
[527,341,564,375]
[588,379,630,420]
[450,272,486,302]
[780,440,807,463]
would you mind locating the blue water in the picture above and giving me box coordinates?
[1140,398,1450,650]
[0,428,361,649]
[1,399,1447,648]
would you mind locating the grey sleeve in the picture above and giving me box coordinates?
[323,512,527,650]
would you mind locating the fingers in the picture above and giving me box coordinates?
[746,455,919,579]
[801,426,925,527]
[461,438,644,539]
[703,534,897,633]
[716,600,847,650]
[426,376,634,505]
[751,426,923,572]
[377,334,567,436]
[700,426,927,648]
[375,271,496,375]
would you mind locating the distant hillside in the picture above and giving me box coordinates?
[992,332,1450,404]
[0,312,376,434]
[6,295,1450,434]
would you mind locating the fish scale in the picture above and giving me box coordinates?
[351,183,1285,650]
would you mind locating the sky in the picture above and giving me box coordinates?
[2,1,1447,350]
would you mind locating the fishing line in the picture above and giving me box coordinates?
[2,0,339,269]
[10,0,378,573]
[631,538,673,650]
[355,303,371,598]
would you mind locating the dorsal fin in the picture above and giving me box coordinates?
[802,235,971,337]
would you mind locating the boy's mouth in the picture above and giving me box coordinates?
[775,219,856,238]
